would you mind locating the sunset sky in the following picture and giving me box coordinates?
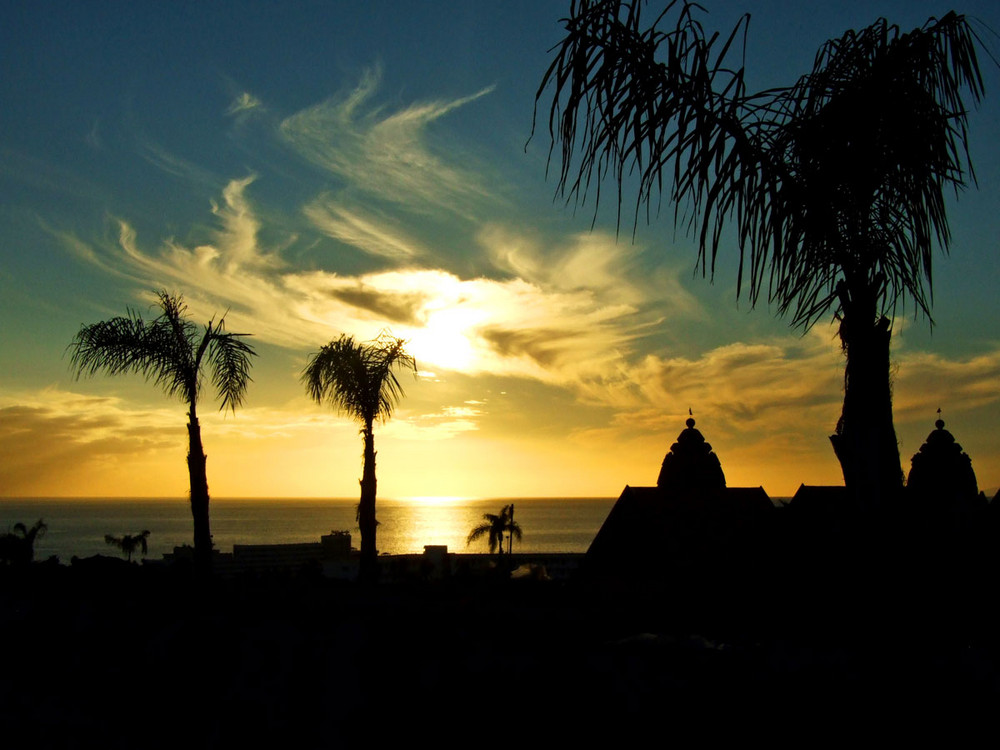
[2,0,999,500]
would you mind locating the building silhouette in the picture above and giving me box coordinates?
[586,417,771,581]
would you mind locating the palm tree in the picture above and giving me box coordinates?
[0,519,47,566]
[69,291,256,575]
[302,332,416,582]
[105,530,151,563]
[467,503,523,565]
[534,1,988,511]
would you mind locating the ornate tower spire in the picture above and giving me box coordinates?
[907,414,980,508]
[656,415,726,492]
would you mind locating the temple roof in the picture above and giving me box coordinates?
[656,417,726,492]
[906,417,979,502]
[585,484,771,579]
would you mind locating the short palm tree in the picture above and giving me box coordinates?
[0,519,47,566]
[105,530,151,563]
[302,332,416,582]
[70,291,256,575]
[467,503,523,564]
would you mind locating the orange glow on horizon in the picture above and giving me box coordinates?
[400,495,474,504]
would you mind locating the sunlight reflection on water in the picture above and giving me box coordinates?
[0,497,616,561]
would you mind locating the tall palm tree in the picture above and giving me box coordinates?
[535,1,987,511]
[70,291,256,575]
[105,530,151,563]
[0,519,47,566]
[467,503,523,564]
[302,332,416,582]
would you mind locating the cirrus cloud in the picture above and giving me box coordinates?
[61,176,683,389]
[279,66,496,218]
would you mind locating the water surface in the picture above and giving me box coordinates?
[0,497,616,561]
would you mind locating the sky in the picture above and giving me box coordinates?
[2,0,999,500]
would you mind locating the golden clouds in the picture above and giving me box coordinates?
[69,178,675,388]
[0,390,183,496]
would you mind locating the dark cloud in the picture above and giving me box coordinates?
[480,327,579,368]
[328,285,428,325]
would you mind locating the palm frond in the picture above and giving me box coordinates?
[467,508,516,555]
[70,291,257,412]
[70,312,172,378]
[467,513,504,548]
[27,519,45,543]
[204,321,257,413]
[466,523,493,545]
[302,332,416,425]
[535,2,987,328]
[302,335,369,422]
[369,331,417,423]
[105,530,151,560]
[136,530,150,557]
[69,293,198,403]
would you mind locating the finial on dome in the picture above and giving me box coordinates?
[935,407,944,430]
[686,417,696,428]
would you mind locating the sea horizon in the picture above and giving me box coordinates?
[0,496,621,562]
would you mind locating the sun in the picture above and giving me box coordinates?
[404,307,481,372]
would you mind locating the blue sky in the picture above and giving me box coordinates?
[2,0,999,499]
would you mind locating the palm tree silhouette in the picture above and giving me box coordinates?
[105,530,151,563]
[70,291,256,575]
[0,519,47,566]
[302,332,416,582]
[467,503,523,564]
[535,2,988,510]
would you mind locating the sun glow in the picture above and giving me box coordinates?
[404,311,479,372]
[402,495,472,505]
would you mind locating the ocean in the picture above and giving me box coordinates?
[0,497,617,562]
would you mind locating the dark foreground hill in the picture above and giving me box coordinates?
[2,543,1000,747]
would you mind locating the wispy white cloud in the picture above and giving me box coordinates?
[304,195,426,260]
[138,140,221,188]
[481,223,700,317]
[65,177,677,389]
[279,66,496,216]
[227,91,263,116]
[385,403,485,441]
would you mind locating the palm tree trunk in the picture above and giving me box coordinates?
[829,282,903,514]
[187,407,213,576]
[358,420,378,582]
[507,504,515,558]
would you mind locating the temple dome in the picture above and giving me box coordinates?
[656,417,726,492]
[906,417,979,505]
